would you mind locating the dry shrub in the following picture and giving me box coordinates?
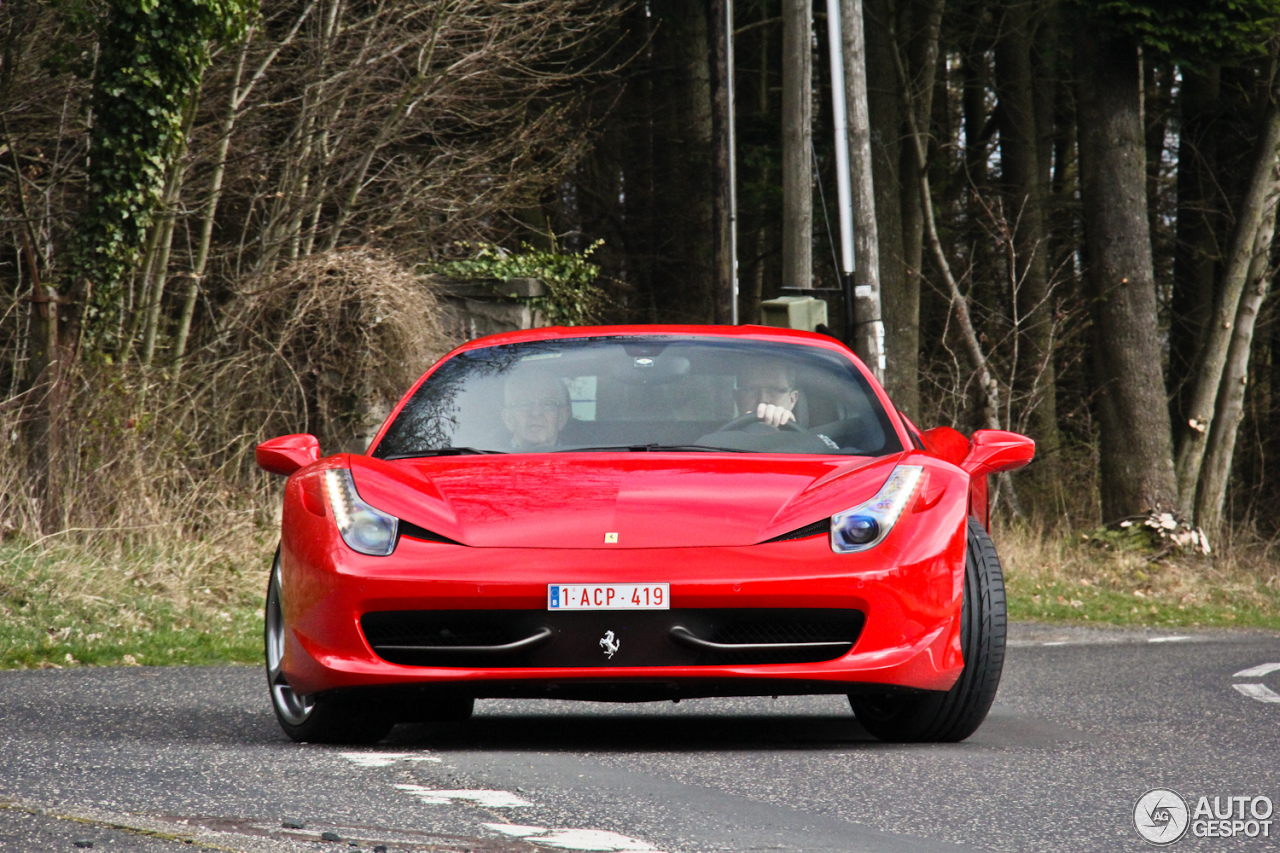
[216,248,455,456]
[0,249,454,557]
[0,363,263,546]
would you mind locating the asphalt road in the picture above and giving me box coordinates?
[2,623,1278,853]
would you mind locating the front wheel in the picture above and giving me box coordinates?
[265,549,392,744]
[849,517,1007,742]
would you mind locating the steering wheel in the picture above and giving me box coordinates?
[719,412,805,433]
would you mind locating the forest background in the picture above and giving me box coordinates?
[3,0,1280,667]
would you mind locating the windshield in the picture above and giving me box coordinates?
[372,336,902,458]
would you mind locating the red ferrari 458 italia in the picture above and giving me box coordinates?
[256,325,1033,743]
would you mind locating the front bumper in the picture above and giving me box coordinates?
[277,510,970,699]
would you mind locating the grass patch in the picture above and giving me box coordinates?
[0,536,269,670]
[996,521,1280,629]
[4,521,1278,671]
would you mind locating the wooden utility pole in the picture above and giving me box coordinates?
[782,0,812,292]
[838,0,884,379]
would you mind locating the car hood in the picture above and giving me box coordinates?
[349,453,904,549]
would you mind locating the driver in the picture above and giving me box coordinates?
[502,371,571,450]
[735,362,799,428]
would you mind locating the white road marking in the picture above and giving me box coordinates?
[483,823,666,852]
[1233,662,1280,678]
[395,785,532,807]
[1233,684,1280,704]
[1017,636,1210,648]
[1007,630,1230,648]
[485,824,550,836]
[536,829,666,851]
[338,751,441,768]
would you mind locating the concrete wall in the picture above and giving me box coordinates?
[437,276,547,341]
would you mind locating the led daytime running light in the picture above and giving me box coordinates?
[830,465,924,553]
[323,468,399,556]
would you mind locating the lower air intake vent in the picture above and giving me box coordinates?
[361,608,864,668]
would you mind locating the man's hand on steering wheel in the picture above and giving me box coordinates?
[720,406,804,433]
[754,403,796,428]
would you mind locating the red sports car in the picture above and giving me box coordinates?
[256,325,1033,743]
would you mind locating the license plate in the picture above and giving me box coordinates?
[547,583,669,610]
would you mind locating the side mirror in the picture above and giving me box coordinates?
[256,434,321,477]
[920,426,969,468]
[961,429,1035,479]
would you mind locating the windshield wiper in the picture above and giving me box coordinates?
[382,447,507,459]
[553,444,750,453]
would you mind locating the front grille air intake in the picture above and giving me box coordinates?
[361,608,864,668]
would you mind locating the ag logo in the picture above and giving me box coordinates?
[599,630,620,659]
[1135,788,1189,845]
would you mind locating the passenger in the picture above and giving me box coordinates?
[502,371,572,450]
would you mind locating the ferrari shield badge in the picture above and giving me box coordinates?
[599,630,620,658]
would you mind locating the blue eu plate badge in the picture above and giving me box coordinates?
[546,583,669,611]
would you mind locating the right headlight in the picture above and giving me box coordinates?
[324,468,399,556]
[830,465,924,553]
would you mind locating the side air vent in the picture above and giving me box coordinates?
[398,521,464,545]
[762,518,830,543]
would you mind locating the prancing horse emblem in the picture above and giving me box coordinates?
[599,630,620,659]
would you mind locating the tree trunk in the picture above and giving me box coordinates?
[962,46,990,187]
[142,109,193,368]
[175,36,254,369]
[1169,67,1222,442]
[863,0,912,414]
[841,0,885,378]
[649,0,714,320]
[1032,3,1058,208]
[10,139,62,532]
[782,0,813,292]
[890,24,1023,516]
[1196,173,1280,533]
[994,0,1059,478]
[1142,57,1174,248]
[889,0,942,414]
[708,0,734,324]
[1174,89,1280,513]
[1075,32,1177,520]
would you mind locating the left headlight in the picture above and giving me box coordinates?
[830,465,924,553]
[324,468,399,556]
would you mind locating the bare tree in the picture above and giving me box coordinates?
[1074,30,1177,520]
[782,0,813,292]
[1196,167,1280,532]
[1174,82,1280,518]
[994,0,1058,479]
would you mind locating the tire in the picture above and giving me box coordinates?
[265,549,393,744]
[849,517,1007,742]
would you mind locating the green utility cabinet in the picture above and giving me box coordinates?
[759,295,828,332]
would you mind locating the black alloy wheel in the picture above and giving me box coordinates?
[849,517,1007,742]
